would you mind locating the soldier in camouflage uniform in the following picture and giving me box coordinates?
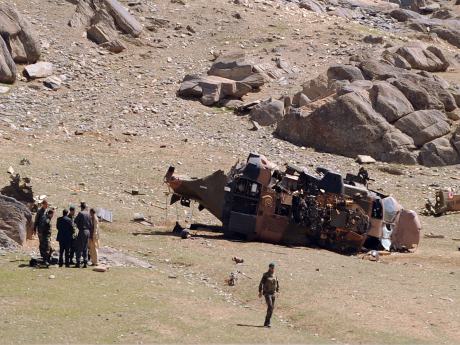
[258,263,280,328]
[38,209,54,266]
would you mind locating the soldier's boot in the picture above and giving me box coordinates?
[82,262,87,269]
[264,316,271,328]
[75,262,81,268]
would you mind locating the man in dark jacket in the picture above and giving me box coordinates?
[38,208,54,266]
[34,199,48,237]
[68,206,78,265]
[56,209,75,267]
[258,263,280,328]
[74,202,92,268]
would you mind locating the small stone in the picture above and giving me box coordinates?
[356,155,376,164]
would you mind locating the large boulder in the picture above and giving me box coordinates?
[389,9,423,22]
[249,98,285,126]
[369,81,414,122]
[103,0,143,37]
[299,0,326,13]
[382,50,412,70]
[394,109,451,147]
[301,74,335,101]
[0,3,41,63]
[399,0,426,11]
[0,195,32,246]
[0,35,17,84]
[276,90,417,164]
[359,59,404,80]
[395,46,449,72]
[69,0,143,51]
[418,137,460,166]
[327,64,365,82]
[390,73,457,112]
[430,21,460,49]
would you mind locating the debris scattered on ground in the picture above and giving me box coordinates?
[360,250,380,262]
[424,232,445,239]
[1,168,34,205]
[225,272,238,286]
[232,256,244,264]
[424,189,460,216]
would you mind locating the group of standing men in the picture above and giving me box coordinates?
[34,201,100,268]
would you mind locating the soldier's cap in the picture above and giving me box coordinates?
[269,262,275,268]
[69,205,75,211]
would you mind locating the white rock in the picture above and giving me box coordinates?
[356,155,376,164]
[24,62,53,79]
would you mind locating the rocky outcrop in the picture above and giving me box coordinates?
[178,53,298,106]
[69,0,143,52]
[275,44,459,167]
[369,81,414,122]
[276,90,418,164]
[394,110,450,147]
[418,137,460,166]
[390,9,460,48]
[249,99,285,126]
[0,3,41,83]
[0,195,32,246]
[0,3,41,64]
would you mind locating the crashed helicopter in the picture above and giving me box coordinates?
[164,153,421,254]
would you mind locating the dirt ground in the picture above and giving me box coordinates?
[0,0,460,344]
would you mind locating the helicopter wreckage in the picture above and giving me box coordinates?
[164,153,421,254]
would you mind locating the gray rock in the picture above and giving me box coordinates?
[452,127,460,152]
[400,0,426,11]
[292,92,311,107]
[178,75,203,97]
[0,3,41,63]
[394,109,450,147]
[249,98,285,126]
[87,23,118,45]
[24,62,53,79]
[359,59,403,80]
[450,85,460,107]
[396,46,448,72]
[100,39,126,53]
[239,73,266,88]
[363,35,384,44]
[430,23,460,49]
[389,8,423,22]
[208,52,253,81]
[0,35,17,84]
[104,0,143,37]
[0,195,32,245]
[390,72,457,112]
[327,64,364,82]
[43,75,62,90]
[369,81,414,122]
[382,50,412,69]
[301,74,335,101]
[299,0,326,13]
[198,76,236,106]
[418,137,460,166]
[276,90,417,164]
[69,0,95,28]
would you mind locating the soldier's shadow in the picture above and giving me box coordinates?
[236,324,266,328]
